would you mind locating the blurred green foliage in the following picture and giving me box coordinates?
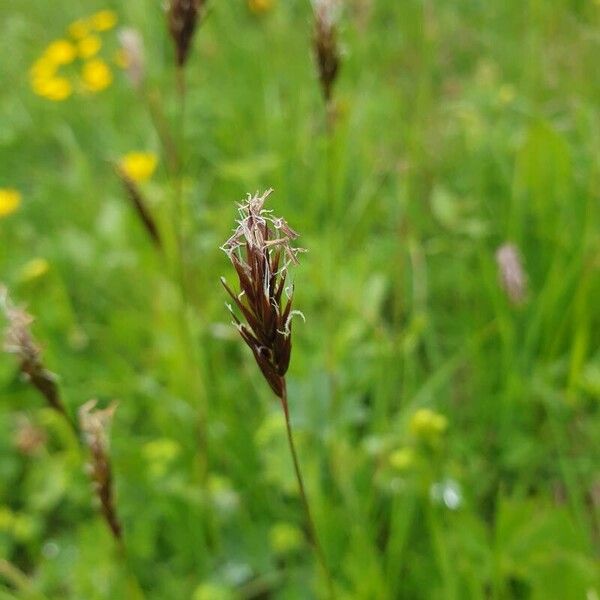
[1,0,599,598]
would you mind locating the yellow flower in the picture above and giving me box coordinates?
[0,189,22,217]
[248,0,275,13]
[81,59,113,92]
[269,522,303,555]
[91,10,118,31]
[32,76,73,101]
[43,39,77,65]
[389,447,416,471]
[21,258,50,282]
[409,408,448,439]
[78,35,102,59]
[498,84,516,106]
[0,507,15,531]
[119,152,158,182]
[29,58,56,81]
[68,18,90,39]
[192,583,234,600]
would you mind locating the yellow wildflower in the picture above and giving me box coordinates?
[21,258,50,282]
[119,152,158,182]
[0,189,22,218]
[91,10,118,31]
[68,18,90,39]
[81,59,113,92]
[78,35,102,59]
[498,84,516,106]
[248,0,275,13]
[32,76,73,101]
[0,507,15,530]
[192,583,234,600]
[389,447,416,471]
[409,408,448,439]
[29,58,56,82]
[269,522,303,554]
[43,39,77,65]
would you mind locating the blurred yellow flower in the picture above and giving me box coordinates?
[68,18,90,39]
[0,189,22,217]
[43,39,77,65]
[248,0,275,13]
[32,76,73,101]
[21,258,50,282]
[498,84,516,106]
[269,522,303,554]
[119,152,158,182]
[29,58,57,81]
[389,447,416,471]
[192,583,234,600]
[81,58,113,92]
[12,514,35,542]
[0,507,15,530]
[409,408,448,439]
[91,10,118,31]
[78,35,102,58]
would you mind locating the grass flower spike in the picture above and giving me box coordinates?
[495,242,528,306]
[114,159,162,248]
[118,28,145,89]
[221,190,335,597]
[0,286,69,421]
[79,400,122,540]
[167,0,206,67]
[312,0,341,104]
[221,189,303,399]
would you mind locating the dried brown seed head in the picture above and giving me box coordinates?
[221,190,305,398]
[167,0,206,67]
[114,165,162,248]
[13,416,47,456]
[79,400,122,540]
[312,0,341,103]
[118,28,145,89]
[1,285,65,416]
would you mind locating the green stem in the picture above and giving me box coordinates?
[280,379,335,599]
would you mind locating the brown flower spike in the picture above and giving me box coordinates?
[114,165,162,248]
[79,400,122,540]
[312,0,341,103]
[1,285,68,420]
[167,0,206,67]
[221,189,304,399]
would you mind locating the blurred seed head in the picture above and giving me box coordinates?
[1,285,65,416]
[13,416,47,456]
[118,27,145,89]
[114,162,162,248]
[79,399,122,540]
[167,0,206,67]
[311,0,341,103]
[221,189,305,398]
[495,243,528,306]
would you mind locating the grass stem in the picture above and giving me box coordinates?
[280,379,335,599]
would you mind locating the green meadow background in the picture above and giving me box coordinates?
[1,0,599,598]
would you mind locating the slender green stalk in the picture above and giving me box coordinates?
[280,380,335,599]
[0,559,48,600]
